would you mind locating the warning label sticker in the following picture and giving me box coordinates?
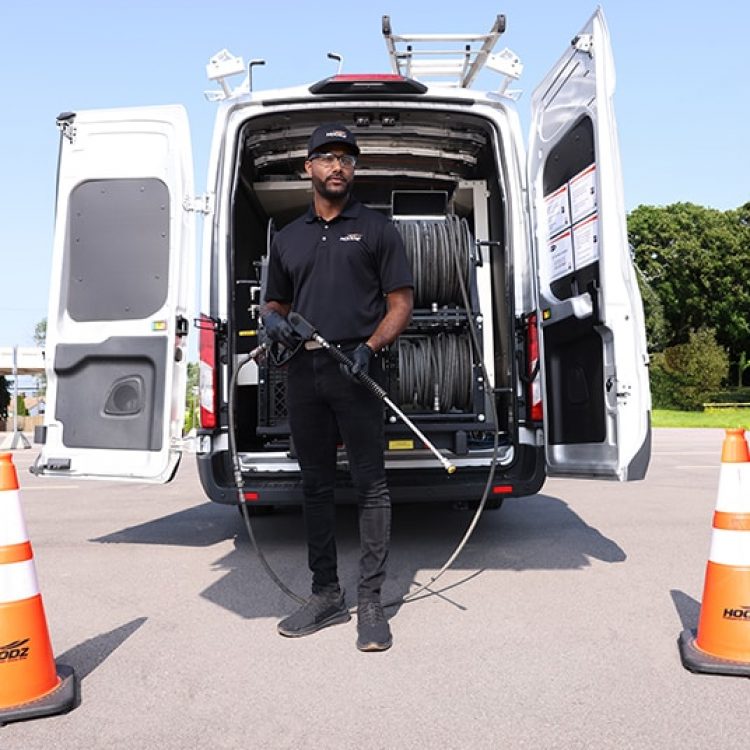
[544,183,570,238]
[572,214,599,268]
[547,230,574,281]
[542,162,598,282]
[569,164,597,224]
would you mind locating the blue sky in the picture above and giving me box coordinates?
[1,0,748,349]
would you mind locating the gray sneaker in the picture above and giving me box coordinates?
[356,601,392,652]
[277,590,351,638]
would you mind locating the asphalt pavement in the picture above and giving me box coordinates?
[1,428,748,748]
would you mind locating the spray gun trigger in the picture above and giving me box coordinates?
[287,312,317,341]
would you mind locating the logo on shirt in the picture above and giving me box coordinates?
[340,233,363,242]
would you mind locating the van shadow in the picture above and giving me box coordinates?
[92,493,626,620]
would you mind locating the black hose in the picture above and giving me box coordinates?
[228,353,306,605]
[233,214,501,610]
[397,333,472,411]
[396,216,470,308]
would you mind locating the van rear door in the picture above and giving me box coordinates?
[528,9,651,480]
[37,106,195,482]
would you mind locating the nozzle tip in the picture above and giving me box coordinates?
[447,465,457,474]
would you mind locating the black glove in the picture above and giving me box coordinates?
[263,310,300,349]
[341,343,373,383]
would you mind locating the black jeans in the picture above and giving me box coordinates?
[287,345,391,602]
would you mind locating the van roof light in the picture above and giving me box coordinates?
[309,74,427,95]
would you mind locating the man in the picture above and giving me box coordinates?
[262,123,413,652]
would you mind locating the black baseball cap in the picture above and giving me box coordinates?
[307,123,360,157]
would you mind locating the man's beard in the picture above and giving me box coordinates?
[311,172,352,201]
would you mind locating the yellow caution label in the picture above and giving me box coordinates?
[389,439,414,450]
[238,330,257,337]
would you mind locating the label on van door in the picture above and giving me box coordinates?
[569,163,597,223]
[547,230,573,281]
[572,214,599,269]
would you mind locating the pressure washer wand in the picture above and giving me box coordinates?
[288,312,456,475]
[247,342,267,361]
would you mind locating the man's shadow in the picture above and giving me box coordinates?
[93,492,626,620]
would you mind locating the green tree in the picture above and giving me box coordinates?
[635,263,669,352]
[33,318,47,347]
[33,317,47,393]
[736,352,750,387]
[628,203,750,365]
[650,328,729,410]
[16,394,28,417]
[184,362,200,433]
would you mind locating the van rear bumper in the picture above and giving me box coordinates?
[196,444,546,505]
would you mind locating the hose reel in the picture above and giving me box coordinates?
[397,332,473,412]
[392,214,478,415]
[395,214,473,308]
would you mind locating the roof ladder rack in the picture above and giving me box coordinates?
[382,14,512,89]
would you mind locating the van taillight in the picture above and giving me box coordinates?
[492,485,513,495]
[199,315,217,429]
[526,313,543,422]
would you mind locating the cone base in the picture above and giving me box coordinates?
[678,630,750,677]
[0,664,77,725]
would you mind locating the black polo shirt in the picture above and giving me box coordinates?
[265,199,413,342]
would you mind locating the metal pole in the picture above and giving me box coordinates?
[12,345,18,436]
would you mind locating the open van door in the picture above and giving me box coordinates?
[528,9,651,480]
[36,106,195,482]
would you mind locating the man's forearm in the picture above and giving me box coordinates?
[366,288,413,352]
[262,300,290,319]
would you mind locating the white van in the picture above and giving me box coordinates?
[34,9,651,509]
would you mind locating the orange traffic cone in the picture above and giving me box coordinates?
[0,453,76,724]
[679,428,750,676]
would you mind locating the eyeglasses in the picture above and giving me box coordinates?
[308,152,357,168]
